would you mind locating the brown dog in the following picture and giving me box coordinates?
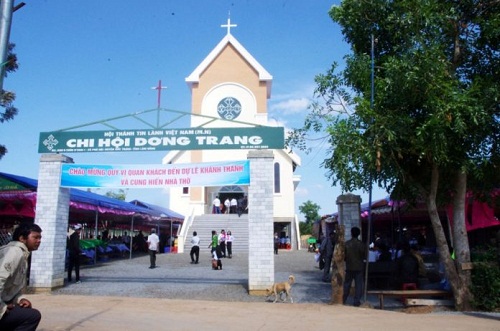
[266,275,295,303]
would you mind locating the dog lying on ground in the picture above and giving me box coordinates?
[266,275,295,303]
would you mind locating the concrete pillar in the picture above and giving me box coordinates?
[30,154,73,291]
[336,193,362,239]
[247,150,274,295]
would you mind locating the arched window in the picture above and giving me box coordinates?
[274,162,280,193]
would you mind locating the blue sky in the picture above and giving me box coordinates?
[1,0,387,218]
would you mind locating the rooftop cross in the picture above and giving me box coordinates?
[151,80,168,108]
[221,15,237,35]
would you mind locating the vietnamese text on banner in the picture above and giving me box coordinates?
[60,160,250,188]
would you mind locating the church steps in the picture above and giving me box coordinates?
[182,214,249,252]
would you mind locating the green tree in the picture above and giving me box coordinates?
[0,43,19,159]
[105,189,128,201]
[298,221,312,236]
[298,200,321,224]
[289,1,500,310]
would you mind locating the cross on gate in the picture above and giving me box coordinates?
[151,80,168,108]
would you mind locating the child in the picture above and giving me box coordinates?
[212,246,223,270]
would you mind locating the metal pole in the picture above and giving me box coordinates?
[129,216,134,260]
[93,210,99,264]
[0,0,14,91]
[363,34,376,303]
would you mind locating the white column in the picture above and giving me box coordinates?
[30,154,73,291]
[247,150,274,295]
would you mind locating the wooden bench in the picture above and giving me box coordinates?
[367,289,452,310]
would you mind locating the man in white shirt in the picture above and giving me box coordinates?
[213,196,221,214]
[218,230,227,258]
[147,228,160,269]
[190,231,200,264]
[230,198,237,214]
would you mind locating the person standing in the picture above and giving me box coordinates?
[273,233,280,255]
[321,231,335,282]
[67,224,82,283]
[147,228,159,269]
[230,198,237,214]
[212,196,221,214]
[0,223,42,331]
[237,197,244,217]
[226,230,234,258]
[218,230,227,258]
[343,227,365,307]
[190,231,200,264]
[224,198,230,214]
[208,230,218,254]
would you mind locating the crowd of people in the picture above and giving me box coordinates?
[315,223,437,307]
[212,196,248,216]
[273,233,291,254]
[190,229,235,270]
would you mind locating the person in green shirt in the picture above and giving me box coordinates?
[208,230,218,254]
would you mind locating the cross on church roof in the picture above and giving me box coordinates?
[221,15,237,35]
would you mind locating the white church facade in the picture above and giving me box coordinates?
[163,20,301,239]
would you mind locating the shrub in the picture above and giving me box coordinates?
[471,246,500,311]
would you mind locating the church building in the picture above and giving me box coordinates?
[163,19,301,245]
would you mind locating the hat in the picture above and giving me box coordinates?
[73,224,82,230]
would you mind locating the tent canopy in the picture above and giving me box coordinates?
[129,200,184,220]
[0,172,183,222]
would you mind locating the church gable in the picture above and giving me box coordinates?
[186,34,272,97]
[200,43,260,90]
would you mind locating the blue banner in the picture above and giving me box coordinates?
[61,160,250,188]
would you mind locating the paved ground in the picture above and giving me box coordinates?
[31,295,500,331]
[28,249,500,330]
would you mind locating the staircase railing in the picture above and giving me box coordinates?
[176,207,196,253]
[294,214,301,250]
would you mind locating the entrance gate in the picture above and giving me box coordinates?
[31,107,282,295]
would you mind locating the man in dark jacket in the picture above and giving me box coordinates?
[67,224,82,283]
[343,227,365,307]
[321,231,335,282]
[0,223,42,331]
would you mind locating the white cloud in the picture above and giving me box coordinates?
[269,83,316,117]
[270,97,311,114]
[266,118,287,128]
[294,186,309,197]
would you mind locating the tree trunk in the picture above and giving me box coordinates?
[451,170,473,310]
[424,165,460,310]
[330,224,345,305]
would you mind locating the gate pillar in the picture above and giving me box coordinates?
[247,150,274,295]
[30,153,73,291]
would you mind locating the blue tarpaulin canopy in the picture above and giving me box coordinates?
[129,200,184,220]
[0,172,181,220]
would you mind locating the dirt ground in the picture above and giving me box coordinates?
[31,294,500,331]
